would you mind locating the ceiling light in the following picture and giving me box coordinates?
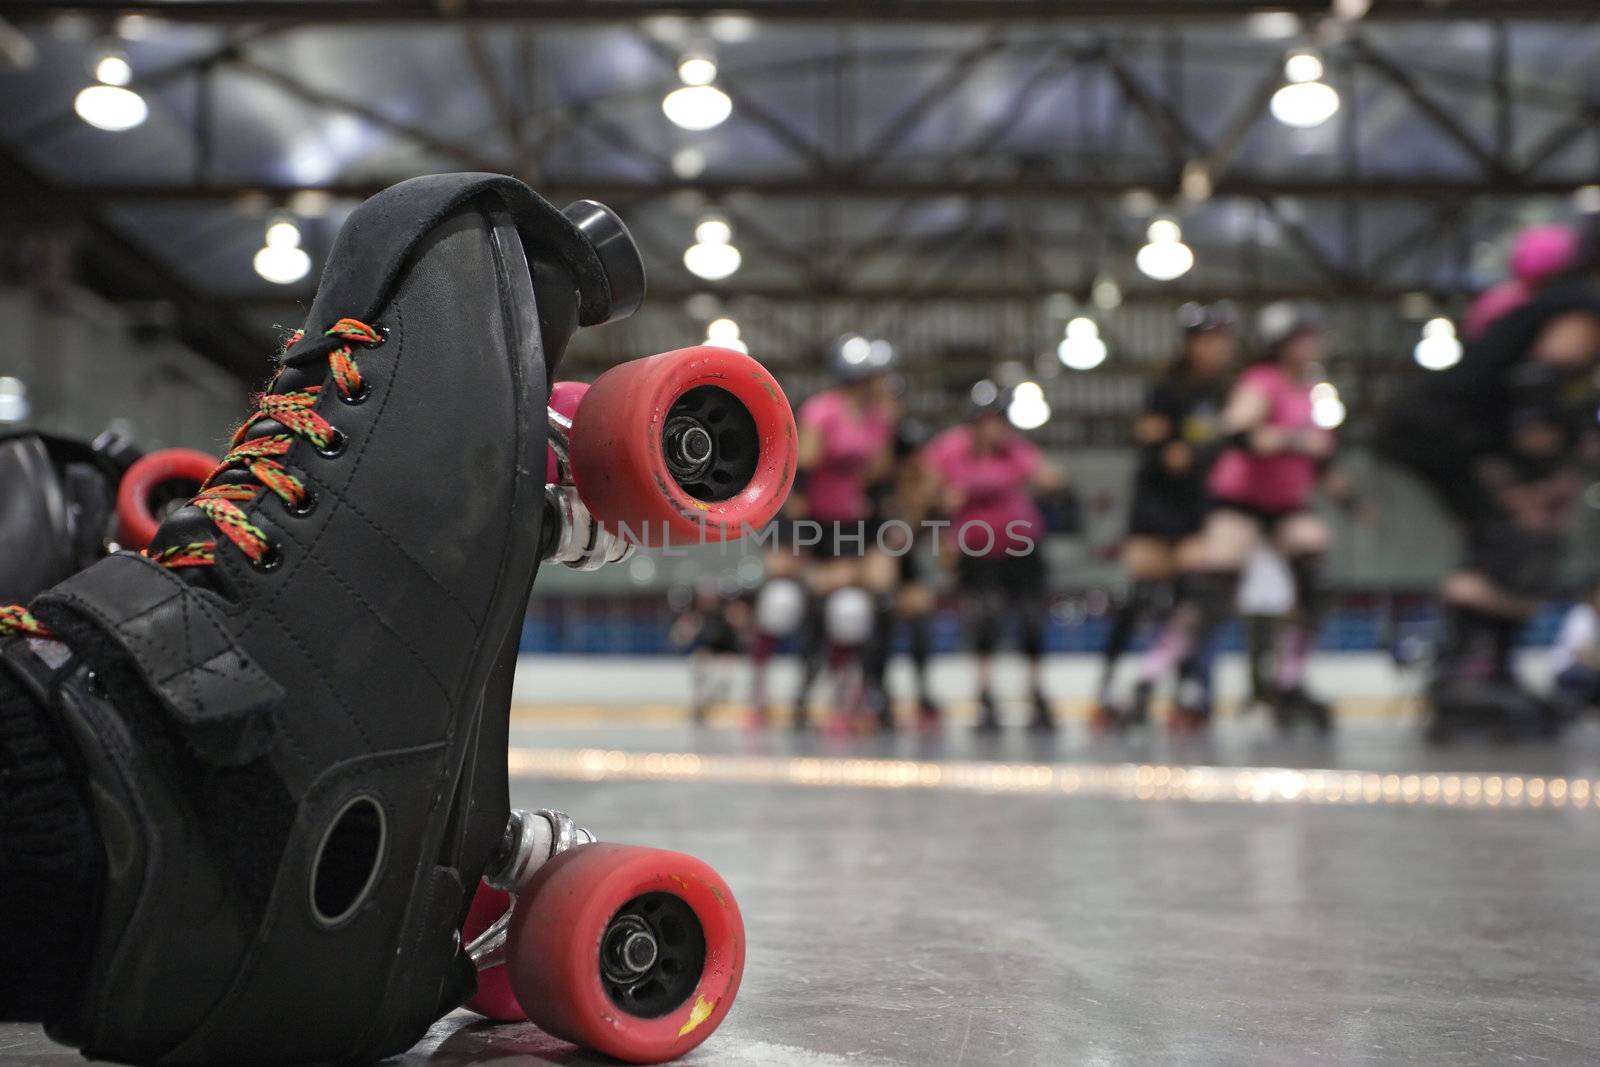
[94,53,131,86]
[663,84,731,131]
[706,317,747,354]
[684,215,741,281]
[1414,317,1462,371]
[1311,383,1346,429]
[1007,382,1051,430]
[1136,218,1194,281]
[695,217,731,245]
[1057,317,1108,371]
[678,54,718,87]
[1272,52,1340,129]
[1246,11,1302,39]
[672,146,707,180]
[253,219,311,285]
[75,83,146,131]
[1091,277,1123,310]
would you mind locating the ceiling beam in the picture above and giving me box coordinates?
[5,1,1597,22]
[31,174,1596,206]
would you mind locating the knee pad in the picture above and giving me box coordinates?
[824,587,875,649]
[754,578,806,639]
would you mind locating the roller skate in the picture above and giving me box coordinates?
[5,175,790,1066]
[1167,673,1212,735]
[1424,674,1558,744]
[1270,685,1334,735]
[914,697,943,733]
[1093,680,1152,734]
[460,810,745,1063]
[1,430,215,602]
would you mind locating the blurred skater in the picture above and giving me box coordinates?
[1378,272,1600,740]
[862,418,945,730]
[1550,581,1600,723]
[1236,543,1296,717]
[1095,302,1238,730]
[671,582,749,726]
[925,381,1068,733]
[1139,302,1339,734]
[769,336,899,730]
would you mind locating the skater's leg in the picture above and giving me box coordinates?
[1099,538,1173,705]
[1271,515,1332,696]
[1140,511,1257,688]
[962,559,1003,730]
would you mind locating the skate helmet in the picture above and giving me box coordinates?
[1510,224,1580,286]
[1255,300,1326,354]
[1176,301,1239,335]
[965,378,1012,420]
[830,334,898,383]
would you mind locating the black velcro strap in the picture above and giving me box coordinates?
[33,554,282,766]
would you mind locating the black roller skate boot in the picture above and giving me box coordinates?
[0,174,640,1066]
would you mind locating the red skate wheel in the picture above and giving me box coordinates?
[546,380,590,484]
[116,448,217,550]
[461,883,526,1021]
[505,843,744,1064]
[568,346,795,545]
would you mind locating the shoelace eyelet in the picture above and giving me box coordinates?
[252,544,284,571]
[317,430,348,459]
[339,382,370,406]
[287,490,318,517]
[362,324,389,348]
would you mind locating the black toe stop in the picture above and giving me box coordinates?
[563,200,646,323]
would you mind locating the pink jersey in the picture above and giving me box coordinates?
[924,425,1045,557]
[797,389,895,523]
[1207,363,1323,513]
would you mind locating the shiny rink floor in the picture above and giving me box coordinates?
[8,716,1600,1065]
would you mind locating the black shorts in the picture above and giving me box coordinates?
[1127,489,1210,541]
[957,551,1047,602]
[1210,499,1307,538]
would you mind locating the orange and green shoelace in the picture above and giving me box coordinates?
[0,318,382,642]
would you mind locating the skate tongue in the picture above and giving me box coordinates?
[142,505,219,558]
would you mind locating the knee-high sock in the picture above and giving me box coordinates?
[749,631,778,709]
[1244,616,1277,703]
[793,599,826,708]
[0,657,103,1022]
[1099,581,1164,700]
[1275,555,1327,691]
[906,614,934,703]
[862,597,895,695]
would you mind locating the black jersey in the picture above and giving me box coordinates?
[1133,374,1228,502]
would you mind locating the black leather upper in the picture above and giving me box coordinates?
[32,174,573,1065]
